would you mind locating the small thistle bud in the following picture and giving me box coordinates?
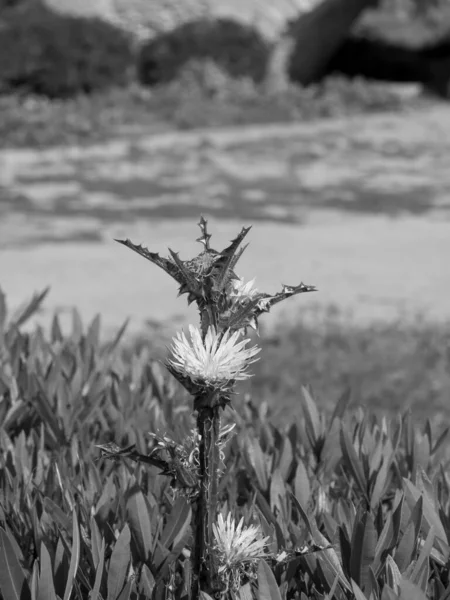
[213,513,271,591]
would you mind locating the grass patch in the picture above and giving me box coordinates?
[0,74,418,149]
[249,310,450,424]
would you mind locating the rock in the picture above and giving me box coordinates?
[326,37,433,83]
[324,35,450,98]
[286,0,380,85]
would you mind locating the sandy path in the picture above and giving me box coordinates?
[1,104,449,338]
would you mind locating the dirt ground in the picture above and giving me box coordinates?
[0,102,449,339]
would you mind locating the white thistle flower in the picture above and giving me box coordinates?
[213,513,271,590]
[167,325,260,390]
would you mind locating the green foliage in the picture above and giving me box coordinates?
[1,286,450,598]
[138,18,271,86]
[0,73,411,149]
[0,3,134,98]
[253,310,450,424]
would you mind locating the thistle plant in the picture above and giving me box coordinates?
[114,217,316,596]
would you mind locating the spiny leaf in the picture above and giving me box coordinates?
[254,282,317,316]
[196,215,212,249]
[95,443,168,471]
[0,527,31,600]
[168,249,202,297]
[229,242,249,274]
[221,296,261,331]
[213,226,251,293]
[115,239,183,284]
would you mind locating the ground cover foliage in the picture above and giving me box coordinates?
[1,286,450,599]
[0,69,410,150]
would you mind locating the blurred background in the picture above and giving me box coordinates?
[0,0,449,422]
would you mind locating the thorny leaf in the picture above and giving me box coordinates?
[219,282,317,333]
[255,283,317,315]
[168,248,203,300]
[95,440,199,496]
[95,442,169,471]
[196,214,212,249]
[115,238,183,285]
[212,226,252,295]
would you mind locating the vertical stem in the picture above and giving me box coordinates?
[191,404,222,596]
[192,307,222,596]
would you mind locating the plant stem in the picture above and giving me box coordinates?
[192,404,222,596]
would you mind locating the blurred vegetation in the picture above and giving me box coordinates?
[0,2,134,98]
[251,310,450,425]
[138,18,271,85]
[0,0,444,149]
[0,69,414,149]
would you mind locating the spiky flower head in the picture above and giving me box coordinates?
[166,325,260,397]
[213,513,271,591]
